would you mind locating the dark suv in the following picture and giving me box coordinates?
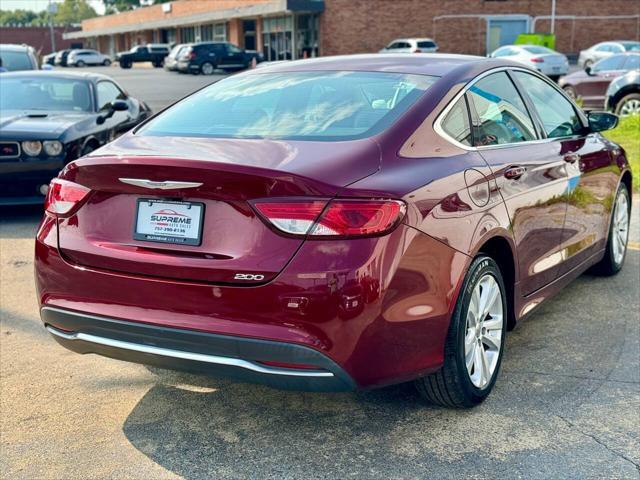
[177,42,262,75]
[116,44,170,69]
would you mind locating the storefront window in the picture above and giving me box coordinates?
[201,23,226,42]
[180,26,195,43]
[296,14,319,59]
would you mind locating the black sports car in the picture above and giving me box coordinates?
[0,71,152,205]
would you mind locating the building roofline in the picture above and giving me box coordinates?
[63,0,324,40]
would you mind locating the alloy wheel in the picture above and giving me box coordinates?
[612,189,630,266]
[202,62,214,75]
[464,274,503,389]
[619,99,640,117]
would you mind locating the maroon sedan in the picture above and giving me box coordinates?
[35,54,632,408]
[560,52,640,110]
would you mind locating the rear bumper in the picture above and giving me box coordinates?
[36,215,468,389]
[42,306,356,391]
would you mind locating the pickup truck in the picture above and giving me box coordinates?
[115,44,170,69]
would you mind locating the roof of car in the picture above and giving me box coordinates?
[247,53,489,76]
[0,44,33,51]
[392,38,436,42]
[0,70,113,83]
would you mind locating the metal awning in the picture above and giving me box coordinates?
[64,0,324,39]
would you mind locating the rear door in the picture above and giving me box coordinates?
[469,70,570,296]
[512,70,614,278]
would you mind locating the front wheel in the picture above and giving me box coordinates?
[591,183,631,276]
[76,60,85,67]
[120,61,131,69]
[615,93,640,117]
[103,59,111,66]
[415,256,507,408]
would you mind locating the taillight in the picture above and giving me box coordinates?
[252,199,406,238]
[531,57,544,63]
[189,52,196,60]
[44,178,91,216]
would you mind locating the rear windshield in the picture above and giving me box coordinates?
[621,42,640,51]
[138,71,437,141]
[0,50,34,71]
[521,46,555,54]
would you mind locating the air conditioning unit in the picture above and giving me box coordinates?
[162,2,172,13]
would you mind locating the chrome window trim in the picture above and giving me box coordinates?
[0,141,21,159]
[45,324,334,378]
[433,66,587,152]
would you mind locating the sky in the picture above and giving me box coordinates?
[0,0,106,14]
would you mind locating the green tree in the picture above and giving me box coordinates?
[0,9,38,25]
[54,0,98,24]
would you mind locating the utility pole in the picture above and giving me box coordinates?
[48,0,57,53]
[550,0,556,34]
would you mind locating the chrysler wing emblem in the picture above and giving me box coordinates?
[119,178,203,190]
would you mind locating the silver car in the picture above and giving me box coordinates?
[67,49,112,67]
[578,41,640,69]
[0,44,38,71]
[379,38,438,54]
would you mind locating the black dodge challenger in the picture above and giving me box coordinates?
[0,71,152,205]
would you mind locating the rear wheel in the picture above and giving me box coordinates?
[201,62,215,75]
[592,183,631,276]
[615,93,640,117]
[415,256,507,408]
[120,60,131,69]
[76,60,85,67]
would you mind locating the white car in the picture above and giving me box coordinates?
[578,41,640,69]
[67,49,112,67]
[379,38,438,54]
[489,45,569,80]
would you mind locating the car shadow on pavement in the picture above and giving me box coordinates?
[120,251,639,479]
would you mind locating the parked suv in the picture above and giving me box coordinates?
[164,43,189,71]
[54,49,72,67]
[67,49,112,67]
[605,69,640,116]
[116,44,170,69]
[0,44,38,71]
[379,38,438,54]
[177,42,262,75]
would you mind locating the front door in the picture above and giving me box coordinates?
[511,70,616,278]
[467,71,569,296]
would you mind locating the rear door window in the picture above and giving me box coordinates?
[466,71,537,146]
[623,55,640,71]
[593,55,625,72]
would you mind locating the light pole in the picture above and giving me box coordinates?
[550,0,557,35]
[48,0,57,53]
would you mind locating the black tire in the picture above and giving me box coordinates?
[103,59,111,66]
[152,60,162,68]
[591,183,631,276]
[415,256,507,408]
[76,60,85,67]
[614,93,640,117]
[548,75,560,82]
[120,61,131,69]
[201,61,215,75]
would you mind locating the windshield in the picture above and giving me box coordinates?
[0,77,93,112]
[522,46,555,54]
[139,71,437,141]
[0,50,34,71]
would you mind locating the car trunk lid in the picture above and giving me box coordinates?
[56,135,380,284]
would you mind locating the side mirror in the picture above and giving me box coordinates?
[96,100,128,125]
[587,111,618,132]
[585,66,593,76]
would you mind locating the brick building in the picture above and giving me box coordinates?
[0,26,82,55]
[64,0,640,59]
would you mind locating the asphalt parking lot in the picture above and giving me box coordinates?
[1,65,639,480]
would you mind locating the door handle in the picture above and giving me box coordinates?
[504,166,526,180]
[564,153,581,163]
